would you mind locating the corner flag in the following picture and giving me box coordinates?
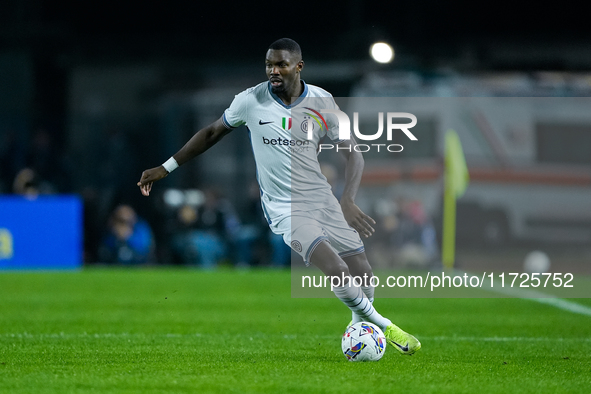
[442,130,469,269]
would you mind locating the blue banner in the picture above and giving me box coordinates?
[0,195,83,270]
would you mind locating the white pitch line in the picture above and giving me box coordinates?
[0,332,194,339]
[419,336,591,342]
[532,297,591,317]
[455,269,591,318]
[2,333,590,343]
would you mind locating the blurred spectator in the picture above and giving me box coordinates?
[392,199,439,268]
[1,127,71,195]
[99,204,155,265]
[25,128,72,193]
[170,188,240,268]
[372,197,439,268]
[12,167,57,198]
[0,130,25,194]
[80,186,103,263]
[234,181,291,267]
[92,128,141,237]
[268,231,291,267]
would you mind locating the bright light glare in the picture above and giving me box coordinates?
[370,42,394,63]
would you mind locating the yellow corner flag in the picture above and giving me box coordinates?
[442,130,469,269]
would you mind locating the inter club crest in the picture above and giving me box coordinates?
[291,240,302,252]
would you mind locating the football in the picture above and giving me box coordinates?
[341,322,386,362]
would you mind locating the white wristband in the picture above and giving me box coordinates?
[162,157,179,173]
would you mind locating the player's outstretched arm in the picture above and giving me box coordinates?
[137,117,231,196]
[338,139,376,238]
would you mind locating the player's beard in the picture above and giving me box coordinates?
[270,83,286,94]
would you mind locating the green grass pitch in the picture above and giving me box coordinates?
[1,268,590,393]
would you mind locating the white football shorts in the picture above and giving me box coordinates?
[270,204,365,265]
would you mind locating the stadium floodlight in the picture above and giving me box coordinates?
[370,42,394,64]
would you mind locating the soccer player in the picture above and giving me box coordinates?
[137,38,421,355]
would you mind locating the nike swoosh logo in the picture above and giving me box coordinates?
[259,120,273,125]
[392,341,409,352]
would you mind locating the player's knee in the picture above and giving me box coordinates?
[323,259,350,278]
[319,258,350,278]
[343,252,372,277]
[310,241,350,277]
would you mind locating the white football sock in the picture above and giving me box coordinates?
[334,284,391,331]
[352,285,375,324]
[362,285,375,302]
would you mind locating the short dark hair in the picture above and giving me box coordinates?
[268,38,302,59]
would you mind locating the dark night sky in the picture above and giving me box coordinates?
[1,0,589,137]
[2,0,588,65]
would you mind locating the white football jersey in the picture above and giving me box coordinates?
[222,81,344,224]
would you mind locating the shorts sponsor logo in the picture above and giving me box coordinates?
[291,240,303,252]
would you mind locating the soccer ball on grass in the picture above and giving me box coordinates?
[341,322,386,362]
